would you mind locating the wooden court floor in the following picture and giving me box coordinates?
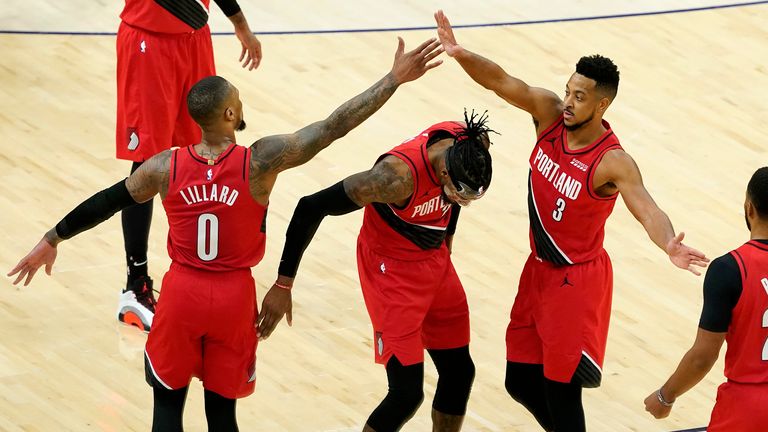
[1,1,767,430]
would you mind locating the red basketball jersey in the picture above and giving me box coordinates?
[725,241,768,384]
[527,116,622,265]
[163,144,267,271]
[358,122,464,259]
[121,0,211,34]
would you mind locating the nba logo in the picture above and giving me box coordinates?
[206,168,213,181]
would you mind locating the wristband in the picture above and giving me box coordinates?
[274,282,292,290]
[656,388,674,407]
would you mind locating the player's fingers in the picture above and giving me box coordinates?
[286,309,293,326]
[7,260,25,277]
[395,36,404,58]
[12,269,27,285]
[24,268,38,286]
[674,231,685,243]
[424,60,443,71]
[421,39,441,56]
[239,46,246,62]
[687,266,702,276]
[424,47,444,63]
[411,37,437,55]
[45,262,53,276]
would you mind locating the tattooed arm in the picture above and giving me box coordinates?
[7,150,171,286]
[247,36,442,203]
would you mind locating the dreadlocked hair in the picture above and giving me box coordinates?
[446,109,495,193]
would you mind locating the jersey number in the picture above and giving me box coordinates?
[552,198,566,222]
[197,213,219,261]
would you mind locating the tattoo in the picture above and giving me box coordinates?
[247,72,401,199]
[345,157,413,207]
[125,150,172,202]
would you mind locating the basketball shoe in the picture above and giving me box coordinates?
[117,276,157,332]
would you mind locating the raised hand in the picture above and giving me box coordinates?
[666,232,710,276]
[256,284,293,340]
[389,36,444,85]
[8,235,58,286]
[434,10,463,57]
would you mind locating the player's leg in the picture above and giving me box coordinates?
[543,378,584,432]
[118,160,156,331]
[505,362,554,431]
[357,242,439,431]
[151,382,189,432]
[422,258,474,431]
[204,389,238,432]
[115,24,179,330]
[505,255,552,427]
[427,346,475,432]
[364,356,425,432]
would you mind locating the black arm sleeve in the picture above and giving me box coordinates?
[213,0,242,17]
[698,254,742,332]
[55,179,138,240]
[446,204,461,235]
[277,181,362,278]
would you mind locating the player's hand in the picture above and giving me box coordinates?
[7,236,58,286]
[644,390,673,419]
[235,29,262,71]
[666,232,710,276]
[434,10,463,57]
[389,36,443,85]
[256,284,292,340]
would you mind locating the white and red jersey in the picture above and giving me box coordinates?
[527,115,622,265]
[121,0,211,34]
[163,144,267,271]
[359,121,464,259]
[725,241,768,384]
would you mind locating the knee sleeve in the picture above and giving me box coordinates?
[366,357,424,432]
[428,346,475,415]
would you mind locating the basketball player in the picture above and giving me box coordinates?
[258,112,493,432]
[434,10,709,431]
[8,37,443,431]
[116,0,262,332]
[644,167,768,431]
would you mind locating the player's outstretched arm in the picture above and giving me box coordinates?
[247,36,442,176]
[213,0,262,71]
[644,328,724,419]
[7,151,171,286]
[256,157,413,340]
[434,10,561,126]
[606,150,709,275]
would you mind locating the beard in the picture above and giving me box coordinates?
[564,112,595,131]
[236,119,247,131]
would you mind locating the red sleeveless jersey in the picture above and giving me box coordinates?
[121,0,211,34]
[527,115,622,265]
[725,241,768,384]
[163,144,267,271]
[359,122,464,259]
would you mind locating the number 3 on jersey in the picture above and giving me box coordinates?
[552,198,566,222]
[197,213,219,261]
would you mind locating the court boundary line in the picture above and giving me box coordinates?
[0,0,766,36]
[670,428,707,432]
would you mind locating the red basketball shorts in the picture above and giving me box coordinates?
[708,381,768,431]
[145,263,258,399]
[356,239,470,366]
[506,250,613,383]
[116,22,215,162]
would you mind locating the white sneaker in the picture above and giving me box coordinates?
[117,276,156,332]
